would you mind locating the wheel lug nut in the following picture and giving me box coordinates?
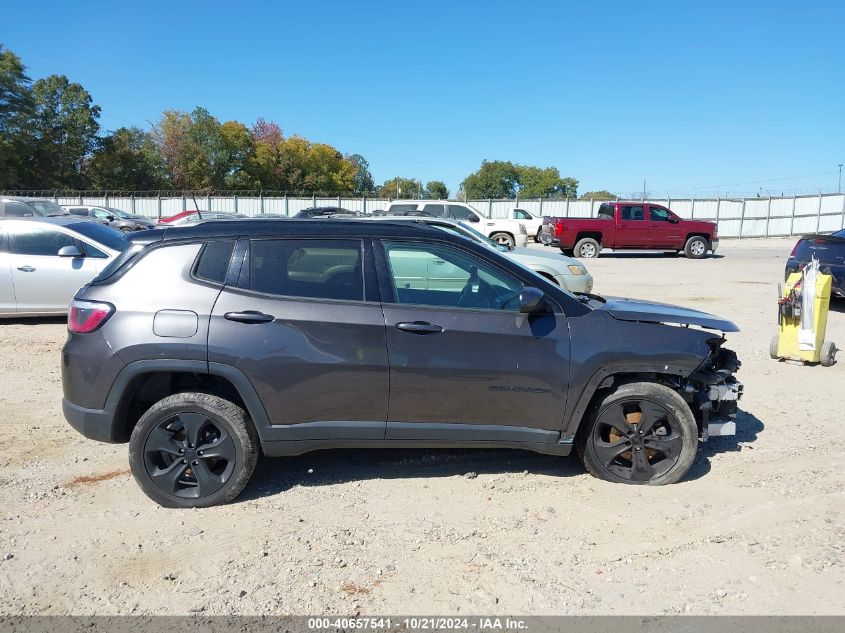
[635,447,642,451]
[639,430,644,435]
[198,451,204,456]
[181,459,187,464]
[178,448,185,454]
[192,460,198,466]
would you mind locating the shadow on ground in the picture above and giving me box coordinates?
[687,409,765,480]
[240,447,584,501]
[239,410,764,501]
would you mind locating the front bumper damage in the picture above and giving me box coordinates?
[679,342,743,440]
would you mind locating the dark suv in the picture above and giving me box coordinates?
[62,220,743,507]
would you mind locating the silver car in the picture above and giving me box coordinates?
[355,216,594,293]
[0,217,129,317]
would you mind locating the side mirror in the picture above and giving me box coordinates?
[106,215,115,222]
[58,245,83,258]
[668,216,679,224]
[519,287,545,313]
[467,214,480,223]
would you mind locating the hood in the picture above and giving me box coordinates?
[510,246,582,267]
[600,297,739,332]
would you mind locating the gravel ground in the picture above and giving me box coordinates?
[0,237,842,616]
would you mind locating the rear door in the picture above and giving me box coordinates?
[615,204,649,247]
[376,238,571,442]
[0,228,16,314]
[7,224,104,313]
[208,237,389,440]
[647,205,682,248]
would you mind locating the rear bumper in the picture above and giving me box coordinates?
[539,232,560,246]
[62,398,121,443]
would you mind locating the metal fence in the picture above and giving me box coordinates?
[9,192,845,238]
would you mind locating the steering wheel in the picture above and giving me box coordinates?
[457,270,496,309]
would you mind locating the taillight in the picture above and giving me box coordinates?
[68,300,114,333]
[555,220,564,238]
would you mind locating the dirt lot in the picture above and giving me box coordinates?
[0,237,842,616]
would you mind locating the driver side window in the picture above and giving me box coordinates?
[382,241,524,311]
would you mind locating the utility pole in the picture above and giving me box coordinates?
[839,163,843,193]
[642,179,646,201]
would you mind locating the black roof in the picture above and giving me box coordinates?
[127,219,442,245]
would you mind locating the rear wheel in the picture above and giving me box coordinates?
[577,382,698,485]
[490,232,515,248]
[129,392,259,508]
[573,237,601,259]
[684,236,708,259]
[534,227,543,243]
[820,340,838,367]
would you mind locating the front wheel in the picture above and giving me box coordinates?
[490,232,515,248]
[129,392,259,508]
[684,236,709,259]
[577,382,698,485]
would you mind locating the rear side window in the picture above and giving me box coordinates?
[597,204,614,219]
[386,204,418,215]
[447,205,475,221]
[245,239,363,301]
[194,241,235,284]
[3,201,36,217]
[621,205,645,221]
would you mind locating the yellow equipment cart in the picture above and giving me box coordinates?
[770,270,837,366]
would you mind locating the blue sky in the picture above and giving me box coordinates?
[3,0,844,196]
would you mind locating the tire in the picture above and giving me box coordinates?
[534,228,543,243]
[684,236,708,259]
[561,248,575,257]
[119,226,133,233]
[769,335,780,360]
[128,392,259,508]
[490,232,515,248]
[576,381,698,486]
[819,340,838,367]
[573,237,601,259]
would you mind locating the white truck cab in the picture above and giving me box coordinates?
[382,200,528,247]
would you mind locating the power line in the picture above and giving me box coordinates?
[660,169,840,193]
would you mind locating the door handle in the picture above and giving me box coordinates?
[17,266,35,272]
[223,310,275,324]
[396,321,444,334]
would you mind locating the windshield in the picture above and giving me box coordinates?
[103,207,133,219]
[28,200,70,217]
[69,221,130,252]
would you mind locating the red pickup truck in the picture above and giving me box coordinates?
[541,202,719,259]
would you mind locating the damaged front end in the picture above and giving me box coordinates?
[674,338,743,440]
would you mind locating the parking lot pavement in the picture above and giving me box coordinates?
[0,238,842,616]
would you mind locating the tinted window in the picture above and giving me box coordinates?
[248,239,363,301]
[513,209,531,220]
[649,206,671,221]
[447,205,476,221]
[383,241,523,311]
[68,222,129,252]
[422,204,446,217]
[27,200,69,216]
[194,241,235,284]
[597,204,614,220]
[621,205,645,221]
[10,226,76,256]
[791,238,845,263]
[4,201,36,217]
[386,204,419,214]
[92,208,113,219]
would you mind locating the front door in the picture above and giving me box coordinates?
[616,204,649,248]
[7,224,104,313]
[377,239,571,443]
[647,205,682,248]
[208,237,389,440]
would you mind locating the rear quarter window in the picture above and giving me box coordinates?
[193,241,236,284]
[597,204,614,219]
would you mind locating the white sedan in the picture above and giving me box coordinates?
[0,217,129,317]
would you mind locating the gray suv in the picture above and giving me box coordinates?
[62,219,743,507]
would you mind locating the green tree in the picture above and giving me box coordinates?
[29,74,100,189]
[347,153,374,193]
[377,176,421,198]
[579,190,616,200]
[516,165,577,198]
[461,160,520,198]
[84,127,166,190]
[425,180,449,199]
[0,45,33,189]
